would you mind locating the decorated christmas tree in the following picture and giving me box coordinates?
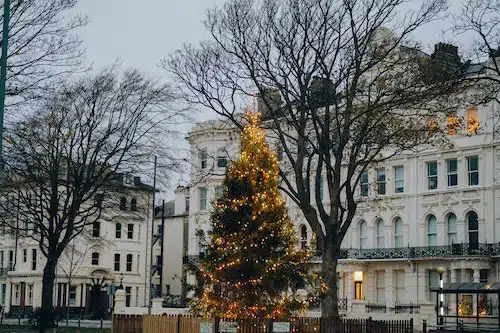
[190,111,311,319]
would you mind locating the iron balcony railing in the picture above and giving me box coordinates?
[0,266,14,276]
[311,243,500,261]
[184,243,500,265]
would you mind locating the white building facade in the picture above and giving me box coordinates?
[0,175,155,318]
[182,88,500,317]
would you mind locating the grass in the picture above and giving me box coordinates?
[0,326,111,333]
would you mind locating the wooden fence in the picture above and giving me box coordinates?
[113,314,414,333]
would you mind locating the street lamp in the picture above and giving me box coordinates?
[117,273,124,290]
[436,266,446,328]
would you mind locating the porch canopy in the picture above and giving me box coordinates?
[430,282,500,294]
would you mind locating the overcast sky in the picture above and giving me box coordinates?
[71,0,467,196]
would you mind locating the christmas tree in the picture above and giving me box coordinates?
[190,111,311,319]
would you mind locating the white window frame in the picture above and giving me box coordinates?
[69,286,77,306]
[199,187,208,211]
[427,215,437,246]
[427,162,438,190]
[467,156,479,186]
[359,221,367,249]
[376,219,385,248]
[376,169,386,195]
[215,185,223,199]
[199,149,208,169]
[447,213,457,245]
[447,159,458,187]
[394,218,403,248]
[360,172,368,197]
[394,166,404,193]
[217,150,227,168]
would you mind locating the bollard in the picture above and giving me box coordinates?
[422,319,427,333]
[78,317,81,327]
[100,317,103,329]
[17,312,20,325]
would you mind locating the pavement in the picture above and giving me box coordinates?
[0,318,112,329]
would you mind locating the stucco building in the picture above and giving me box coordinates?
[181,55,500,318]
[0,174,154,318]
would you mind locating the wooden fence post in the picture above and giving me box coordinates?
[268,318,273,333]
[367,317,373,333]
[214,316,219,333]
[177,314,182,333]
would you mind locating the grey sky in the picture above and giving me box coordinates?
[72,0,467,196]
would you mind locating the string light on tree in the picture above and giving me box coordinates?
[188,110,313,319]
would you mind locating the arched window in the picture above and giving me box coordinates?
[394,218,403,248]
[376,219,385,248]
[427,215,437,246]
[120,197,127,211]
[300,225,307,250]
[447,213,457,245]
[359,221,367,249]
[467,211,479,249]
[130,198,137,211]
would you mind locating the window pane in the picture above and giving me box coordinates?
[428,215,437,233]
[377,169,386,195]
[395,167,404,193]
[428,234,437,246]
[447,159,457,172]
[468,212,478,230]
[427,162,438,190]
[468,156,478,171]
[428,162,437,175]
[447,214,456,233]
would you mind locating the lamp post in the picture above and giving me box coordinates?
[436,266,446,328]
[117,273,124,290]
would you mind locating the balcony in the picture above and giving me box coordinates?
[0,266,14,276]
[311,243,500,261]
[183,243,500,266]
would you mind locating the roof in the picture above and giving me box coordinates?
[154,200,175,218]
[430,282,500,294]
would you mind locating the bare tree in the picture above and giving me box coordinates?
[2,0,86,109]
[0,67,182,332]
[166,0,474,318]
[455,0,500,130]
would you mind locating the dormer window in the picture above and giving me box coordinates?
[447,112,458,135]
[130,198,137,211]
[467,107,479,134]
[120,197,127,211]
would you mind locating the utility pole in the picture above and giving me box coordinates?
[148,156,157,315]
[0,0,10,161]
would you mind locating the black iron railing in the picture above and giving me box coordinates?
[310,243,500,261]
[0,266,14,276]
[183,243,500,265]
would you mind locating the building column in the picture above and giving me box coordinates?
[473,269,480,283]
[384,268,393,306]
[5,282,11,313]
[450,269,457,283]
[405,266,417,303]
[449,269,457,314]
[346,271,353,302]
[473,269,480,315]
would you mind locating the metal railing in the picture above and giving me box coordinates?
[0,266,14,276]
[311,242,500,261]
